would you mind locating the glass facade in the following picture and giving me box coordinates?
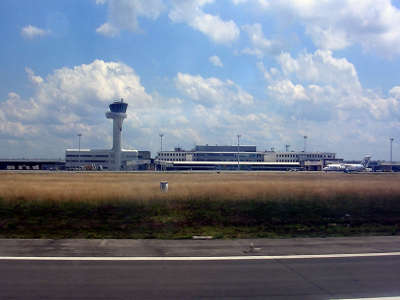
[109,102,128,113]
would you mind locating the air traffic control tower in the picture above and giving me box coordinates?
[106,99,128,171]
[65,98,149,171]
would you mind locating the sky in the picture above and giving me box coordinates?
[0,0,400,160]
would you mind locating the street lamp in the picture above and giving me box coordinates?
[303,136,307,152]
[159,133,164,171]
[390,138,394,168]
[237,134,241,171]
[77,133,82,168]
[159,133,164,153]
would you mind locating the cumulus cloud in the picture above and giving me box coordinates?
[39,60,152,107]
[175,72,253,106]
[263,49,400,122]
[390,86,400,99]
[25,68,44,85]
[231,0,247,4]
[21,25,49,39]
[169,0,240,44]
[1,59,267,158]
[96,22,119,37]
[242,23,280,58]
[259,0,400,57]
[1,58,398,159]
[277,50,361,92]
[268,80,308,104]
[96,0,239,43]
[0,60,153,156]
[96,0,165,36]
[232,0,269,8]
[209,55,223,67]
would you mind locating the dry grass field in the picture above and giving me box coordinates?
[1,171,399,203]
[1,171,400,238]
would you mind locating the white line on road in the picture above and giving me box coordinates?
[1,252,400,261]
[332,297,400,300]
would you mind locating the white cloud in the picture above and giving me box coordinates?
[190,102,287,147]
[277,50,361,92]
[232,0,247,4]
[96,0,239,43]
[209,55,223,67]
[25,68,43,85]
[264,49,400,122]
[0,60,253,157]
[39,60,152,107]
[175,72,253,106]
[268,80,308,104]
[1,92,42,125]
[169,0,240,44]
[232,0,269,8]
[1,61,259,158]
[96,22,119,37]
[1,57,398,160]
[96,0,165,36]
[262,0,400,56]
[390,86,400,99]
[21,25,49,39]
[242,23,279,58]
[0,60,153,156]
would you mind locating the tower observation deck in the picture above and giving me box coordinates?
[106,98,127,171]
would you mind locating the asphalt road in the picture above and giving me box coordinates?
[1,237,400,299]
[1,256,400,299]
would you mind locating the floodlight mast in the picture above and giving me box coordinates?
[159,133,164,153]
[390,138,394,164]
[106,98,127,171]
[159,133,164,172]
[77,133,82,167]
[237,134,241,171]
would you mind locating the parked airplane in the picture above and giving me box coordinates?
[323,155,371,172]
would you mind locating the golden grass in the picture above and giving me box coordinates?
[1,171,399,203]
[2,172,400,238]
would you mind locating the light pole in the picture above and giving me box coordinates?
[303,136,307,152]
[159,133,164,153]
[390,137,394,167]
[77,133,82,168]
[237,134,241,171]
[159,133,164,171]
[285,144,290,152]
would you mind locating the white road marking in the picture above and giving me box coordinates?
[332,297,400,300]
[0,252,400,261]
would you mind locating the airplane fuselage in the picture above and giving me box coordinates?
[323,155,371,172]
[323,164,346,171]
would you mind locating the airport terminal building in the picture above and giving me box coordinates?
[156,145,339,171]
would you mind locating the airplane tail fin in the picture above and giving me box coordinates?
[361,155,371,167]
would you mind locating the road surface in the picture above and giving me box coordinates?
[1,237,400,299]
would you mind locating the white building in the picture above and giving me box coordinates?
[65,149,139,170]
[65,99,147,171]
[156,145,338,171]
[263,151,336,163]
[157,146,335,163]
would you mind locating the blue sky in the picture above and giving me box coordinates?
[1,0,400,160]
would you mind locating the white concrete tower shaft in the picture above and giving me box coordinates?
[106,99,128,171]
